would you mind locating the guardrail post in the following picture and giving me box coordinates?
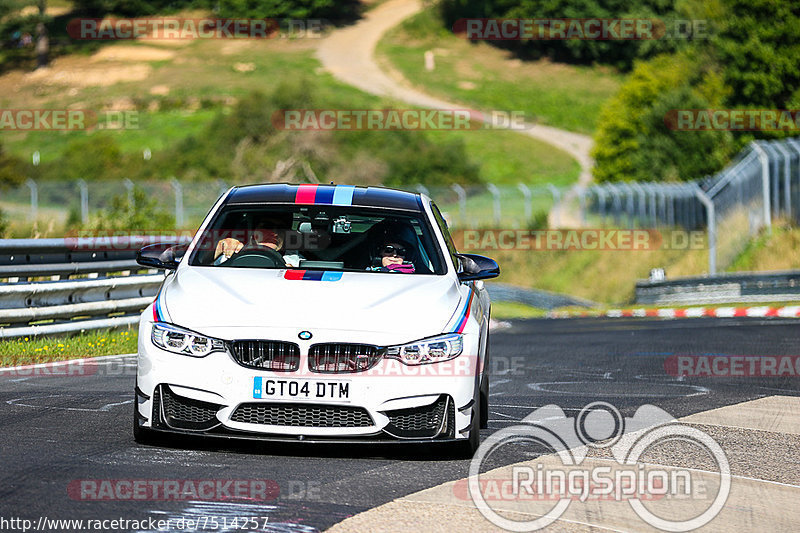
[486,184,501,225]
[451,184,467,225]
[123,178,135,208]
[694,185,716,275]
[76,179,89,224]
[751,141,772,232]
[547,184,561,227]
[414,184,430,197]
[24,178,38,221]
[170,178,184,228]
[516,183,532,222]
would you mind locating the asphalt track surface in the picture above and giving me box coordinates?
[1,317,799,532]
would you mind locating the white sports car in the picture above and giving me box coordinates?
[134,184,499,454]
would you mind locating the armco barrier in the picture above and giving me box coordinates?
[0,236,190,339]
[636,270,800,305]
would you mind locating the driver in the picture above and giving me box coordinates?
[214,212,300,266]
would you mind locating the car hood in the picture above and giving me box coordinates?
[161,267,461,336]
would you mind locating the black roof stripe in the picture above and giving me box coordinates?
[226,184,422,211]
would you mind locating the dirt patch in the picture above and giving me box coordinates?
[90,45,176,62]
[24,61,152,87]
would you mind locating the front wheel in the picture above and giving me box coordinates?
[456,387,481,458]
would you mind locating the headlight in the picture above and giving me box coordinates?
[384,333,463,365]
[151,323,225,357]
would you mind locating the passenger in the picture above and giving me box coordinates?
[367,221,418,273]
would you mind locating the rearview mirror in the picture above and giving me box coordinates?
[457,253,500,282]
[136,243,188,270]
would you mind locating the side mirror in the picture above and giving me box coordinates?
[457,253,500,282]
[136,243,188,270]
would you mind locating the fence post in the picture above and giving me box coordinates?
[774,141,792,218]
[516,183,532,223]
[607,184,623,226]
[486,183,501,225]
[577,186,587,226]
[451,184,466,225]
[170,178,184,228]
[217,179,229,197]
[694,185,716,275]
[76,179,89,224]
[788,139,800,222]
[123,178,135,208]
[24,178,38,221]
[547,184,561,227]
[594,186,607,224]
[751,141,772,232]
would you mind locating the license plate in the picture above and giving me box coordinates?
[252,377,350,401]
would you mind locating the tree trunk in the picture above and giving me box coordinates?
[35,0,48,69]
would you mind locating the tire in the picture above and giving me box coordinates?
[457,385,481,458]
[480,373,489,429]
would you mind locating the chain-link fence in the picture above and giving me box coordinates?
[0,179,564,232]
[3,136,798,274]
[584,137,800,274]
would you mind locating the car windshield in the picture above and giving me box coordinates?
[189,204,445,275]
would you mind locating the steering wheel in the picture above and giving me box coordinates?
[225,244,285,268]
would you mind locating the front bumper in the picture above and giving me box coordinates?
[136,320,481,442]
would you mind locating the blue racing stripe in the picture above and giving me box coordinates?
[321,271,343,281]
[302,270,325,281]
[332,185,355,206]
[315,186,336,205]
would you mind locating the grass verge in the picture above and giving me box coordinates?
[491,301,547,319]
[0,328,137,366]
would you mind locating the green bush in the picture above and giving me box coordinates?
[438,0,684,71]
[82,187,174,231]
[0,207,8,238]
[592,53,735,182]
[0,142,26,188]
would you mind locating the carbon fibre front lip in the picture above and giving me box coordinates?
[142,425,465,445]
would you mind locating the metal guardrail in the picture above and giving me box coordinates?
[0,236,190,339]
[485,283,594,310]
[635,270,800,305]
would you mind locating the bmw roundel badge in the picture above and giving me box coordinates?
[298,330,313,340]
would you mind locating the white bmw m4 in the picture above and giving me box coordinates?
[134,184,499,454]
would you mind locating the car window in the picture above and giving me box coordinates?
[189,205,446,275]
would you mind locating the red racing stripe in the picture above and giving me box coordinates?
[295,184,318,204]
[284,270,306,280]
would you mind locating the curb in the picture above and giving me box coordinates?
[547,305,800,319]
